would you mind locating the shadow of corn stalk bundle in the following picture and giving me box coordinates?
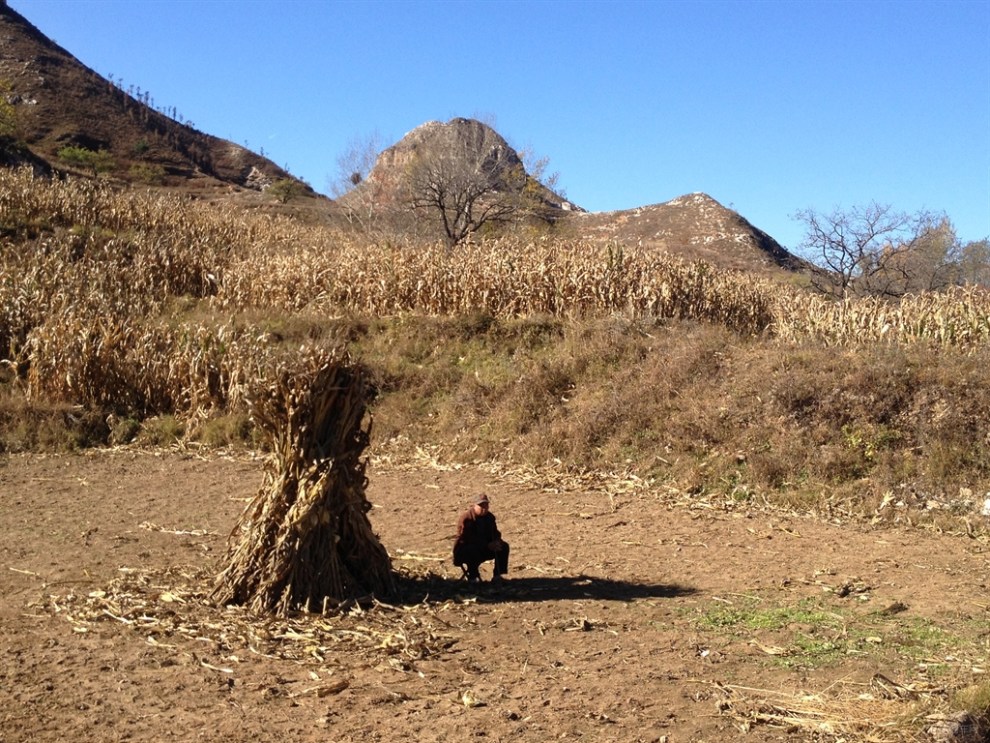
[212,346,395,615]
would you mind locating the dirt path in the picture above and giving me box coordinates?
[1,450,988,742]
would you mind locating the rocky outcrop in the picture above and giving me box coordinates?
[370,118,522,182]
[344,117,581,214]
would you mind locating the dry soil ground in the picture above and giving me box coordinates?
[1,448,989,742]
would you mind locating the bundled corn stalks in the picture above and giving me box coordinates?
[212,346,394,615]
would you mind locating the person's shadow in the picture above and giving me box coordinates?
[394,571,697,604]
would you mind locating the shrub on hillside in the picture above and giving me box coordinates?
[57,145,115,177]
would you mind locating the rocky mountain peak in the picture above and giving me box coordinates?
[353,117,578,212]
[369,118,522,182]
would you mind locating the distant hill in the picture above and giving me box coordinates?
[350,117,806,274]
[567,193,810,274]
[0,3,807,275]
[0,2,315,202]
[339,117,583,222]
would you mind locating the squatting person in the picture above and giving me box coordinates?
[453,493,509,582]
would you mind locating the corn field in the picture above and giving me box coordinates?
[773,287,990,348]
[2,167,990,427]
[218,238,779,334]
[23,318,274,419]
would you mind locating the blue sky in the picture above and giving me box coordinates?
[9,0,990,250]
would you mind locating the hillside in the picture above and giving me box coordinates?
[0,2,316,203]
[339,117,806,274]
[1,2,807,274]
[567,192,810,274]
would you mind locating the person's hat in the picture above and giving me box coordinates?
[472,493,489,505]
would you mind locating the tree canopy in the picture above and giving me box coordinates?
[405,123,529,247]
[795,203,989,298]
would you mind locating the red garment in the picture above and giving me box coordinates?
[453,507,509,579]
[455,508,502,552]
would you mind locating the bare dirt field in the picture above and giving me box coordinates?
[2,449,989,742]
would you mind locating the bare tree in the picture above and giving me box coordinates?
[405,120,529,247]
[879,217,965,295]
[328,132,386,231]
[329,132,384,198]
[794,202,952,298]
[958,238,990,287]
[518,146,563,199]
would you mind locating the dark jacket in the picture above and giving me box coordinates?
[453,508,501,561]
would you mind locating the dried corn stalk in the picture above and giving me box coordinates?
[212,346,393,615]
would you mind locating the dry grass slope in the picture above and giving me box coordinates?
[1,167,989,528]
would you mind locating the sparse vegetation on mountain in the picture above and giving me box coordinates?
[0,4,313,200]
[267,177,306,204]
[0,79,15,140]
[127,161,166,185]
[57,145,115,177]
